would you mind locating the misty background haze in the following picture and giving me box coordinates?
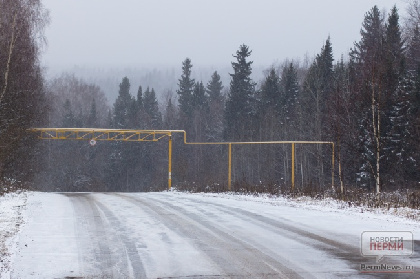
[41,0,406,103]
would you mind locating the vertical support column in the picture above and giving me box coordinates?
[228,143,232,191]
[291,142,295,191]
[168,134,172,191]
[332,142,335,190]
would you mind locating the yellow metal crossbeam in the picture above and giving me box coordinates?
[30,128,334,192]
[29,128,185,142]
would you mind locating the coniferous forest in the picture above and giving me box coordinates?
[1,1,420,202]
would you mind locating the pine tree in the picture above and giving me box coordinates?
[224,44,256,141]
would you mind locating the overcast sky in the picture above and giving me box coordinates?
[41,0,408,70]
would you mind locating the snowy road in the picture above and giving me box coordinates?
[10,192,420,278]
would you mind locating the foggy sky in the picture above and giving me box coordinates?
[41,0,407,70]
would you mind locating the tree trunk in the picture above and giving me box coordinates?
[1,12,18,104]
[372,81,381,193]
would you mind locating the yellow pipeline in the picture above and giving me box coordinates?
[30,128,335,191]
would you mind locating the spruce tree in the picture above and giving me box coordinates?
[206,71,224,103]
[407,25,420,71]
[113,77,132,129]
[176,58,195,117]
[301,38,334,187]
[383,5,405,108]
[279,63,300,135]
[259,68,281,112]
[280,63,299,115]
[389,65,420,183]
[350,5,385,192]
[143,87,162,129]
[137,85,143,110]
[351,6,384,66]
[107,77,134,191]
[191,81,209,141]
[224,44,256,141]
[302,37,334,140]
[257,68,281,142]
[61,99,75,127]
[206,71,224,141]
[87,99,97,127]
[382,5,406,186]
[192,81,207,109]
[164,98,177,129]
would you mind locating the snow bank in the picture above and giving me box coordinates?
[175,191,420,226]
[0,191,28,279]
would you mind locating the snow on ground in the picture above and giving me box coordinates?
[0,191,28,279]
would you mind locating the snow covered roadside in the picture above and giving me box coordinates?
[173,191,420,226]
[0,191,28,279]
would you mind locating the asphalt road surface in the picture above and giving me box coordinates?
[10,192,420,278]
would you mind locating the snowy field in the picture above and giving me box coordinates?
[0,191,419,278]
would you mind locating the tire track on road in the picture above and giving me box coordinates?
[64,193,147,278]
[115,193,309,279]
[160,196,362,260]
[65,193,114,277]
[156,195,419,279]
[91,197,147,279]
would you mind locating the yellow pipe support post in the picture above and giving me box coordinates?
[291,142,295,191]
[168,135,172,191]
[228,143,232,191]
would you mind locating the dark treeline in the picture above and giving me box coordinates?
[1,2,419,195]
[0,0,49,192]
